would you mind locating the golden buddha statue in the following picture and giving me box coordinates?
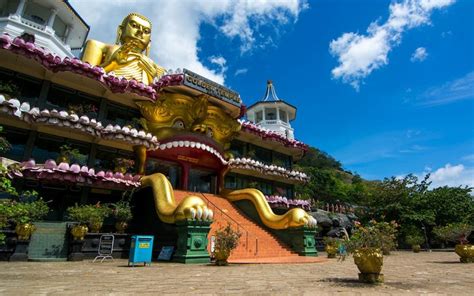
[82,13,165,85]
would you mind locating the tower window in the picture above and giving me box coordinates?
[265,108,276,120]
[279,110,287,123]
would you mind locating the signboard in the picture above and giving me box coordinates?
[183,69,241,107]
[98,234,114,255]
[139,242,150,249]
[158,246,174,261]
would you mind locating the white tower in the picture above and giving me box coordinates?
[246,80,297,140]
[0,0,89,58]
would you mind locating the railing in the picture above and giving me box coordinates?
[258,119,291,127]
[20,17,46,31]
[195,192,258,255]
[4,14,73,57]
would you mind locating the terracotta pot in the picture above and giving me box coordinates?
[325,244,338,258]
[71,225,88,240]
[115,221,128,234]
[455,244,474,263]
[89,221,103,233]
[412,244,421,253]
[353,248,384,283]
[214,250,230,266]
[15,223,36,240]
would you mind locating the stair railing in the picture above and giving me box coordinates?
[195,192,253,253]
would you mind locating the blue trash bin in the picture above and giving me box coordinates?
[128,235,154,266]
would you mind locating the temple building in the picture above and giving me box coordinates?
[0,1,318,263]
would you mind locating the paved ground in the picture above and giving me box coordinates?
[0,251,473,295]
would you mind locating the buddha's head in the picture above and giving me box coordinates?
[116,13,152,54]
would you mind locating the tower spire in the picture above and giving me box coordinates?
[262,79,280,102]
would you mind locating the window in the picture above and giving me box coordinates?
[256,111,263,123]
[53,17,67,39]
[94,146,133,172]
[229,140,245,158]
[265,108,276,120]
[47,84,100,116]
[0,125,29,161]
[23,2,49,25]
[224,175,237,189]
[253,145,272,163]
[0,69,42,105]
[31,134,90,165]
[31,134,62,163]
[279,110,287,123]
[0,0,19,17]
[145,158,181,188]
[273,152,292,169]
[104,103,141,127]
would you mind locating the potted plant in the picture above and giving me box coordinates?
[67,204,90,240]
[67,203,110,238]
[111,200,133,233]
[323,236,340,258]
[342,220,396,283]
[113,158,135,174]
[373,220,398,255]
[433,223,474,263]
[405,233,425,253]
[57,144,83,164]
[213,223,241,266]
[10,192,49,240]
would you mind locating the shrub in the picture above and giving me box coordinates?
[405,234,425,246]
[111,200,133,222]
[433,223,473,245]
[67,203,110,225]
[343,220,397,254]
[214,224,242,256]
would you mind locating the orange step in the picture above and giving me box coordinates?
[175,191,305,262]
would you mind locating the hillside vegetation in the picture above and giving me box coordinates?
[295,146,474,244]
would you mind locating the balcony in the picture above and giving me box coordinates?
[0,14,73,58]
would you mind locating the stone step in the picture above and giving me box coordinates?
[175,191,302,260]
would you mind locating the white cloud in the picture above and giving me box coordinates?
[411,47,428,62]
[70,0,306,85]
[329,0,455,90]
[412,163,474,188]
[419,71,474,106]
[234,68,248,76]
[209,56,227,78]
[428,164,474,188]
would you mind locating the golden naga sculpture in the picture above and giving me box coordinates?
[224,188,317,229]
[141,173,213,223]
[82,13,165,85]
[136,92,241,146]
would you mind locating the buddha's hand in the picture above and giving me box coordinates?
[114,40,141,64]
[129,51,158,77]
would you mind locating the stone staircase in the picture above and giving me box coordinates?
[174,191,301,261]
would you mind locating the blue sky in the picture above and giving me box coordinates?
[71,0,473,187]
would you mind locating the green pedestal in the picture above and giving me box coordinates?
[286,227,318,257]
[173,220,211,264]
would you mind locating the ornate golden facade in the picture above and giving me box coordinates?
[136,92,241,149]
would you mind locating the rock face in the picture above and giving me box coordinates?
[309,210,357,238]
[310,210,332,228]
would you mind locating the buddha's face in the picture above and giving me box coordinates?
[120,15,151,50]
